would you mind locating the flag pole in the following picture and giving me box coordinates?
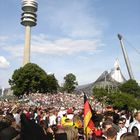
[85,127,88,140]
[83,91,88,140]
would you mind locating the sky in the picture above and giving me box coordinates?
[0,0,140,88]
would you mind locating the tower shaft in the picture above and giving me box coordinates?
[23,26,31,65]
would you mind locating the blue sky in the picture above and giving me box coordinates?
[0,0,140,88]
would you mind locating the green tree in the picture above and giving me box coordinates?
[63,73,78,93]
[46,74,59,93]
[9,63,48,96]
[93,86,140,111]
[108,91,137,111]
[119,79,140,97]
[93,87,108,104]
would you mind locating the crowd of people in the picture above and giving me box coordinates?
[0,92,140,140]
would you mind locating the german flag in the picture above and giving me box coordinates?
[84,93,95,135]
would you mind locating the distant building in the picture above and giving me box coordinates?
[110,59,126,83]
[0,87,13,97]
[75,59,126,95]
[3,88,13,96]
[94,59,126,88]
[0,88,2,96]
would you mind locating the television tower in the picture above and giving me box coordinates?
[21,0,38,66]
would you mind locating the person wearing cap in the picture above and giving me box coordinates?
[67,108,74,120]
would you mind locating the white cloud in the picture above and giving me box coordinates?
[3,44,23,58]
[0,36,9,42]
[2,34,103,57]
[0,36,10,46]
[32,36,103,55]
[0,56,10,69]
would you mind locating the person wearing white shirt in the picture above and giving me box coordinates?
[57,107,66,119]
[116,118,127,140]
[14,109,22,125]
[49,112,57,126]
[128,112,140,132]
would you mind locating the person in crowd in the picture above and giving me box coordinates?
[14,109,22,125]
[120,132,138,140]
[131,126,140,140]
[92,134,106,140]
[20,113,49,140]
[39,120,54,140]
[117,118,128,140]
[106,127,117,140]
[103,116,120,132]
[0,114,19,140]
[131,123,140,140]
[128,112,140,132]
[102,121,113,139]
[61,113,67,125]
[63,126,78,140]
[49,111,57,126]
[55,127,67,140]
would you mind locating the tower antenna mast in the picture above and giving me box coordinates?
[118,34,134,79]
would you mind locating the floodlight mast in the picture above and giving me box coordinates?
[118,34,134,80]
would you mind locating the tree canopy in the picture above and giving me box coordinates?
[119,79,140,97]
[93,79,140,111]
[46,74,59,93]
[92,88,108,104]
[63,73,78,93]
[9,63,58,96]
